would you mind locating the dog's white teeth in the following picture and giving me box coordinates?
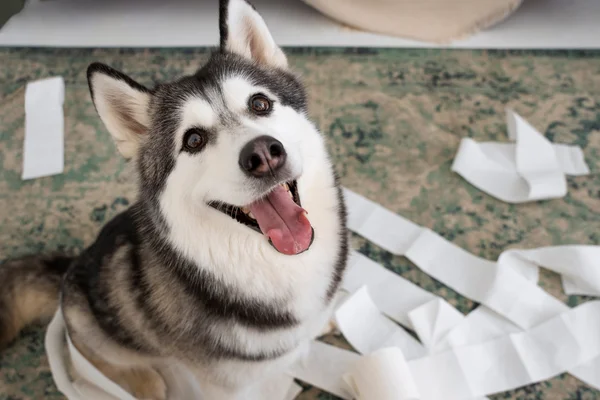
[281,182,290,191]
[248,212,256,220]
[288,190,294,199]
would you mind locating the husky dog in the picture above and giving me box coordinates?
[0,0,347,398]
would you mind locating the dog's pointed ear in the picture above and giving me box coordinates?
[87,63,151,159]
[219,0,287,68]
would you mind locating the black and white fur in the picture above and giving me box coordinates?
[0,0,347,399]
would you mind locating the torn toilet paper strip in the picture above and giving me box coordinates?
[342,251,438,329]
[343,187,600,390]
[22,76,65,180]
[404,228,567,330]
[339,269,465,355]
[412,301,600,399]
[303,297,600,400]
[407,297,464,352]
[335,286,426,359]
[289,340,358,399]
[451,109,589,203]
[408,239,600,390]
[344,347,420,400]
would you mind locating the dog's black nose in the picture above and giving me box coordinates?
[239,135,287,178]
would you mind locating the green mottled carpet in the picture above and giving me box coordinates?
[1,48,599,400]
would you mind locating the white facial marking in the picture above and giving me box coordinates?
[222,77,251,112]
[222,76,273,114]
[179,97,216,137]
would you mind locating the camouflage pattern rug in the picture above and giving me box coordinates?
[1,47,599,400]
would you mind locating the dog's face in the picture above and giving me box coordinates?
[88,0,336,256]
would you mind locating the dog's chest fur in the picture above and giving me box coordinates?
[63,183,347,367]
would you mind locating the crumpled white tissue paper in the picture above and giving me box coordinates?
[451,109,590,203]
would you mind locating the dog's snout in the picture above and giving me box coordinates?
[239,135,287,178]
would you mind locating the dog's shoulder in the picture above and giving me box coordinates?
[73,207,139,272]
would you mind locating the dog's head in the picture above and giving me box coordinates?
[87,0,339,257]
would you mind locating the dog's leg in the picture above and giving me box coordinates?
[70,337,167,400]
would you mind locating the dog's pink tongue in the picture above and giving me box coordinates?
[248,186,312,255]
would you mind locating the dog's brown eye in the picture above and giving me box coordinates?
[249,94,272,115]
[183,129,206,152]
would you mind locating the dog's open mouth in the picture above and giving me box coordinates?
[209,181,314,255]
